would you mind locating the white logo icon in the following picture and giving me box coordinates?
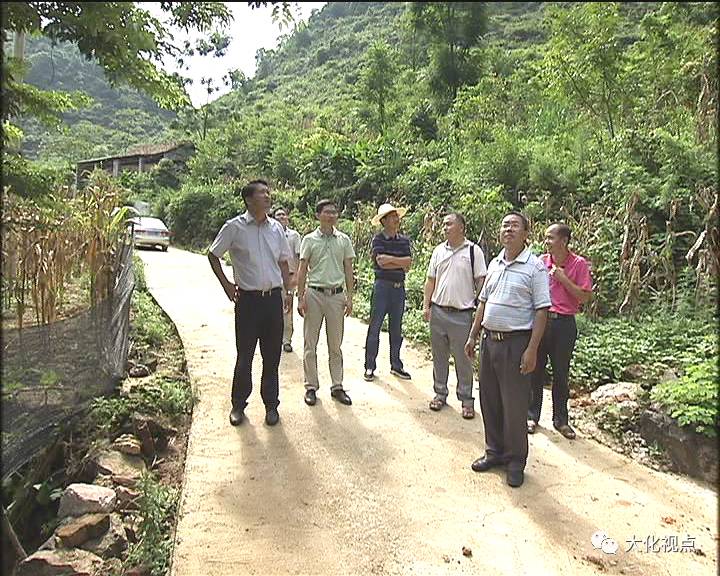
[591,530,619,555]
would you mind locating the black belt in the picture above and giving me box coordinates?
[310,285,344,295]
[376,278,404,288]
[483,329,532,342]
[238,287,281,297]
[432,303,474,313]
[549,311,574,319]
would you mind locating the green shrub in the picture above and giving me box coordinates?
[651,358,718,437]
[131,291,171,347]
[133,254,147,292]
[125,473,179,576]
[572,313,715,389]
[88,377,192,434]
[88,396,132,432]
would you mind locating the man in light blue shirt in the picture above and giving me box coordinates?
[208,179,292,427]
[464,211,550,487]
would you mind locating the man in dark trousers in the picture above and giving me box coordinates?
[464,211,550,487]
[208,179,292,427]
[364,203,413,382]
[527,223,593,440]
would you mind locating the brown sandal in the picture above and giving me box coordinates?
[462,406,475,419]
[429,398,446,411]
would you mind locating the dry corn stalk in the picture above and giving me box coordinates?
[1,171,131,328]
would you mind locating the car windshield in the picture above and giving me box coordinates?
[136,217,167,229]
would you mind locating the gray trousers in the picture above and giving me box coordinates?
[303,288,346,391]
[479,331,532,472]
[429,304,475,407]
[283,290,294,345]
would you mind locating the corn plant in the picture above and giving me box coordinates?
[1,170,133,328]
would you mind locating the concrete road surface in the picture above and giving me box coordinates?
[139,247,717,576]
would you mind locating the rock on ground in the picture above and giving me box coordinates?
[57,484,116,519]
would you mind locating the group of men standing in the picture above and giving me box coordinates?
[208,179,593,488]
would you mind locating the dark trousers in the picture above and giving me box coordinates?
[528,315,577,426]
[233,290,283,410]
[479,331,532,472]
[364,279,406,372]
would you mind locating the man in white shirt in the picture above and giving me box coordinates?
[423,212,486,419]
[208,180,292,427]
[272,207,302,353]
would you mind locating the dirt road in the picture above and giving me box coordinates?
[140,247,717,576]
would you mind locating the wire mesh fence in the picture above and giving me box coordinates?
[1,233,134,481]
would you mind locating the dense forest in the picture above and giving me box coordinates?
[4,1,718,440]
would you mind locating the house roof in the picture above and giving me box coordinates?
[77,141,194,165]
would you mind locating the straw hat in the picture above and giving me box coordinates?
[371,203,407,226]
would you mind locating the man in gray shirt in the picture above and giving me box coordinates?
[208,179,292,427]
[464,211,550,487]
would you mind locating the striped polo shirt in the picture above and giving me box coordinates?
[480,247,551,331]
[372,232,411,282]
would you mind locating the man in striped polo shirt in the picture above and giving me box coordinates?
[364,203,413,382]
[464,211,550,487]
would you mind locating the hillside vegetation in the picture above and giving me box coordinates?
[4,2,718,441]
[138,1,718,441]
[18,35,176,162]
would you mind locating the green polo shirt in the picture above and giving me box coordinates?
[300,227,355,288]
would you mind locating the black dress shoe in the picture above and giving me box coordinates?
[304,389,317,406]
[553,422,576,440]
[363,369,375,382]
[229,408,244,426]
[265,408,279,426]
[471,455,504,472]
[331,389,352,405]
[390,368,412,380]
[507,469,524,487]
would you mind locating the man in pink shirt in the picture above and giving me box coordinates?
[527,223,593,440]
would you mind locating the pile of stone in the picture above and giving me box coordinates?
[14,413,177,576]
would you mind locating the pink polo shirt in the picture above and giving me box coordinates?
[541,252,593,315]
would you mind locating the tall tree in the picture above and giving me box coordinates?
[541,2,629,141]
[2,2,232,126]
[359,41,397,134]
[409,2,486,110]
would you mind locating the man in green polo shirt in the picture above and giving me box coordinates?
[296,199,356,407]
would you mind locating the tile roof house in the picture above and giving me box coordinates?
[75,141,195,186]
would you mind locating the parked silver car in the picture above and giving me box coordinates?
[132,216,171,251]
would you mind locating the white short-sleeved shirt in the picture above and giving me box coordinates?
[284,227,302,273]
[210,211,292,291]
[426,240,487,310]
[480,247,551,331]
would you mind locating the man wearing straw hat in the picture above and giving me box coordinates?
[363,203,413,382]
